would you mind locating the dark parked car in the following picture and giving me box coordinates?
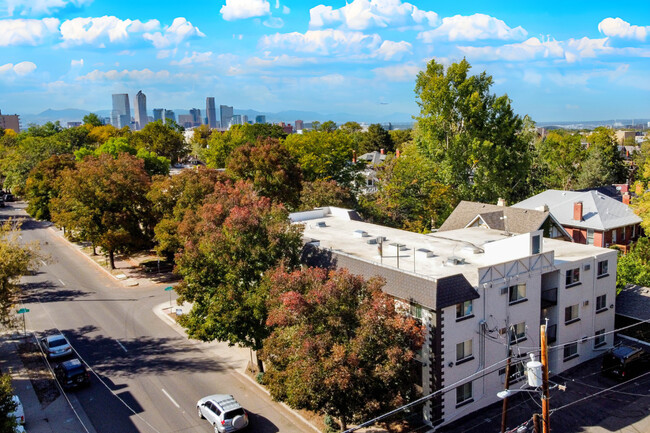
[54,358,91,389]
[3,193,14,202]
[602,345,650,379]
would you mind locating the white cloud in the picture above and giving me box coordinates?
[171,51,213,66]
[59,16,160,47]
[260,29,381,55]
[598,17,648,41]
[0,18,60,46]
[522,70,542,86]
[419,13,527,42]
[221,0,270,21]
[373,61,420,82]
[77,68,199,83]
[263,17,284,29]
[375,40,411,60]
[4,0,92,17]
[306,73,346,86]
[246,54,317,67]
[309,0,438,31]
[282,5,290,14]
[458,37,564,61]
[0,61,37,76]
[143,17,205,49]
[71,58,83,67]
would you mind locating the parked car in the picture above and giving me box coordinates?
[54,358,91,389]
[40,334,72,359]
[602,345,650,379]
[10,395,24,425]
[197,394,249,432]
[3,193,14,202]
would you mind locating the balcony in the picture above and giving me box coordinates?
[541,287,558,309]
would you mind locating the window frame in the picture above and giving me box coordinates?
[456,382,473,406]
[597,260,609,278]
[510,322,526,344]
[586,229,594,245]
[563,342,578,361]
[594,329,606,348]
[596,294,607,312]
[456,300,473,321]
[565,304,579,324]
[508,283,527,305]
[565,268,581,287]
[456,339,473,363]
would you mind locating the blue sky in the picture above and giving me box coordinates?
[0,0,648,122]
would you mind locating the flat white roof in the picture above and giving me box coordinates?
[294,207,612,283]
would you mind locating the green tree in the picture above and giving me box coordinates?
[535,130,583,190]
[389,129,412,149]
[25,154,76,220]
[75,137,170,176]
[147,167,225,261]
[0,221,42,327]
[132,120,187,164]
[317,120,338,132]
[51,153,153,268]
[83,113,103,127]
[616,237,650,289]
[0,374,17,432]
[261,267,424,431]
[359,123,394,154]
[299,179,356,211]
[576,127,628,189]
[174,181,303,371]
[26,121,63,137]
[202,126,250,168]
[226,138,303,209]
[414,59,532,203]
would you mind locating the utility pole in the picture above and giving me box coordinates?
[533,413,541,433]
[540,324,550,433]
[500,356,511,433]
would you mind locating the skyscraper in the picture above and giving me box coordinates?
[220,105,233,130]
[134,90,148,130]
[255,115,266,124]
[111,93,131,129]
[153,109,164,122]
[206,97,217,129]
[295,119,304,131]
[164,109,176,124]
[190,108,202,126]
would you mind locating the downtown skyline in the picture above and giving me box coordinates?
[0,0,648,123]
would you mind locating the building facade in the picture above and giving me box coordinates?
[292,207,617,429]
[206,97,217,129]
[0,110,20,133]
[295,119,304,131]
[190,108,202,127]
[220,105,233,130]
[111,93,131,129]
[255,115,266,124]
[134,90,148,130]
[153,108,164,122]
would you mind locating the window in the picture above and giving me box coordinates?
[587,229,594,245]
[594,329,606,347]
[597,260,609,277]
[633,224,636,239]
[565,304,579,324]
[456,300,473,320]
[456,340,473,362]
[456,382,472,406]
[565,268,580,287]
[623,226,627,241]
[508,283,527,304]
[563,342,578,360]
[596,294,607,312]
[532,235,541,254]
[410,302,422,320]
[510,322,526,344]
[500,361,526,383]
[612,229,617,243]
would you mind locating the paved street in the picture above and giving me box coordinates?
[3,202,314,433]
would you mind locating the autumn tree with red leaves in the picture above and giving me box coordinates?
[174,180,303,371]
[260,267,424,431]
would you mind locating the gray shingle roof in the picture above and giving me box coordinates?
[616,285,650,321]
[438,201,553,234]
[513,190,641,231]
[436,274,480,309]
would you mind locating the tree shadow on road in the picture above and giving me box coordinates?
[21,280,92,303]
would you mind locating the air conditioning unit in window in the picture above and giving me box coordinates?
[584,263,591,271]
[583,300,589,307]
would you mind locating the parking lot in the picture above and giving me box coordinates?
[437,353,650,433]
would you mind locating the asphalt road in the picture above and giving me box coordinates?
[4,202,312,433]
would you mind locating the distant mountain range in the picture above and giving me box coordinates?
[16,108,649,130]
[18,108,416,127]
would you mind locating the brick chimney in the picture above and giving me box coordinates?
[497,198,507,207]
[396,148,400,158]
[623,192,631,205]
[573,201,583,221]
[352,150,356,163]
[380,148,384,155]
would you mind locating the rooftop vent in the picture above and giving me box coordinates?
[353,230,368,238]
[446,256,466,266]
[462,245,482,254]
[366,238,377,245]
[416,248,434,259]
[389,242,407,251]
[316,221,327,228]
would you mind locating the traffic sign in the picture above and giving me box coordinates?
[164,286,174,291]
[17,308,29,314]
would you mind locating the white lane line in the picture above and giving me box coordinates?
[58,279,66,286]
[40,260,47,267]
[161,389,180,408]
[116,340,128,352]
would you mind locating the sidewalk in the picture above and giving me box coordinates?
[0,333,97,433]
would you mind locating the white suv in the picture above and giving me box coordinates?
[197,394,249,432]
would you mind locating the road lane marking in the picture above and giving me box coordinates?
[40,260,47,267]
[116,340,127,352]
[161,389,180,408]
[59,279,66,286]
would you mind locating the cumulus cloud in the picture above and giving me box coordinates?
[419,13,527,42]
[263,16,285,29]
[246,54,317,67]
[375,40,411,60]
[143,17,205,49]
[4,0,92,17]
[59,16,160,47]
[458,37,564,61]
[0,18,60,46]
[260,29,381,55]
[77,68,172,82]
[171,51,213,66]
[0,61,37,76]
[221,0,270,21]
[309,0,438,31]
[373,61,420,82]
[598,17,648,41]
[71,58,84,67]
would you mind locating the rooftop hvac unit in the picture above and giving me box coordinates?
[366,238,377,245]
[415,248,434,259]
[446,256,465,266]
[316,221,327,228]
[353,230,368,238]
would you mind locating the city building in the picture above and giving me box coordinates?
[153,108,164,122]
[164,109,176,124]
[206,97,217,129]
[134,90,148,130]
[255,115,266,124]
[615,130,636,145]
[178,114,194,128]
[190,108,202,127]
[292,206,617,429]
[295,119,304,131]
[231,114,242,126]
[0,110,21,133]
[220,105,233,130]
[242,115,248,124]
[66,121,82,128]
[513,190,642,251]
[111,93,131,129]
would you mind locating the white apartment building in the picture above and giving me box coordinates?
[291,207,617,429]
